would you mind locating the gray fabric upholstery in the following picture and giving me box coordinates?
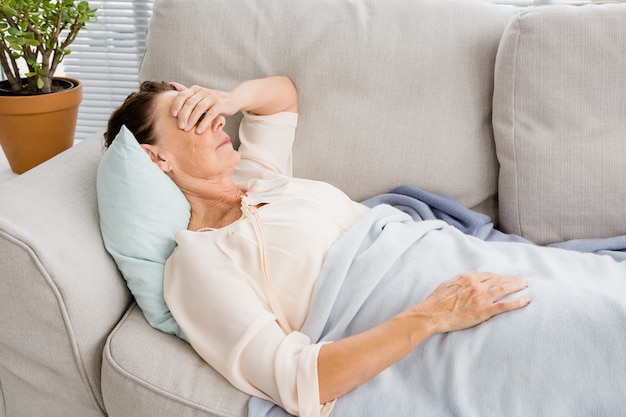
[1,1,625,416]
[101,305,248,417]
[98,0,515,414]
[0,136,131,417]
[140,0,515,220]
[493,4,626,244]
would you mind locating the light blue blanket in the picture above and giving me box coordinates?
[365,185,626,260]
[249,188,626,417]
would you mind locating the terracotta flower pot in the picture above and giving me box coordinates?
[0,77,82,174]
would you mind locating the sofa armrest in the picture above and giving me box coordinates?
[0,134,132,416]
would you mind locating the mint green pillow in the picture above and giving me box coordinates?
[97,125,189,340]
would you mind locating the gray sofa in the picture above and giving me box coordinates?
[1,0,625,416]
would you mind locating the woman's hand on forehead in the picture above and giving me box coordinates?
[168,82,236,133]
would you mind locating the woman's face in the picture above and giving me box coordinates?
[149,91,240,182]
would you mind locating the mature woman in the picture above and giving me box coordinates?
[105,76,530,417]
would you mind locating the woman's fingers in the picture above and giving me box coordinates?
[178,87,211,130]
[484,274,529,301]
[461,272,530,314]
[491,295,532,315]
[168,85,217,131]
[169,85,194,118]
[184,94,212,131]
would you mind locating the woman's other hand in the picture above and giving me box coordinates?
[410,271,531,334]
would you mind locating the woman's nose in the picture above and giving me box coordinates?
[212,115,226,132]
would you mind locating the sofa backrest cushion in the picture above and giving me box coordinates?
[493,4,626,245]
[140,0,515,219]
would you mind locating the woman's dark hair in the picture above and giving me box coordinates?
[104,81,176,148]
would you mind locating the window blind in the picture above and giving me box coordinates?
[62,0,154,141]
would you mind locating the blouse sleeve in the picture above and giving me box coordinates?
[163,230,332,417]
[236,111,298,176]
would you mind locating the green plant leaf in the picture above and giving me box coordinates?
[0,0,97,92]
[0,6,17,18]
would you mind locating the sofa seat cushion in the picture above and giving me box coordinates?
[493,4,626,245]
[101,304,249,417]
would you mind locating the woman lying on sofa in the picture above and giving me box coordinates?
[103,76,626,417]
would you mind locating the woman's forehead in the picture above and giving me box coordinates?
[154,91,181,127]
[153,91,180,134]
[156,90,178,113]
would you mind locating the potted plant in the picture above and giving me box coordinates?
[0,0,97,174]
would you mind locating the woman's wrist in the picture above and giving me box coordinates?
[393,305,442,341]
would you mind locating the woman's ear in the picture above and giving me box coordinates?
[140,144,172,173]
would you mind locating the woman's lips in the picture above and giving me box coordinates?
[218,136,231,148]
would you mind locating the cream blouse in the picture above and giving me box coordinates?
[163,111,370,417]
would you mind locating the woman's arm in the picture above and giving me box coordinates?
[169,76,297,133]
[230,76,298,115]
[317,272,530,403]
